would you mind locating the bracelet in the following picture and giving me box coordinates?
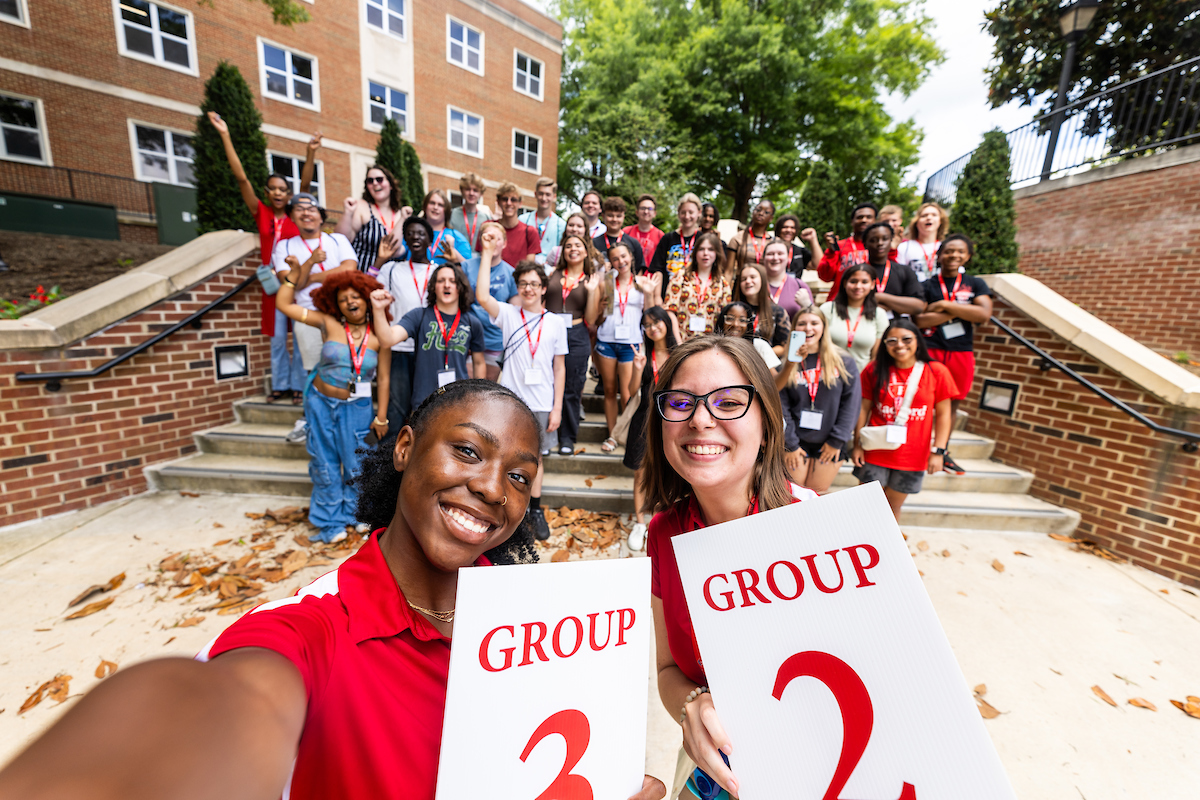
[374,417,388,426]
[679,686,710,725]
[283,277,296,287]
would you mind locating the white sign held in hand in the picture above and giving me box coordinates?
[672,482,1017,800]
[437,558,651,800]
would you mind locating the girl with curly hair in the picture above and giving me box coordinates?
[276,259,391,543]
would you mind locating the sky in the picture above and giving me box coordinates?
[883,0,1039,192]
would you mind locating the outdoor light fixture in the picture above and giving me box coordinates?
[1059,0,1100,38]
[979,379,1020,417]
[213,344,249,381]
[1040,0,1102,181]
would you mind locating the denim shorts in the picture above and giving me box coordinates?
[594,340,636,362]
[853,461,925,494]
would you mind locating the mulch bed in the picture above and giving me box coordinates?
[0,231,174,303]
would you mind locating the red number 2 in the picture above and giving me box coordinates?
[773,651,916,800]
[519,709,595,800]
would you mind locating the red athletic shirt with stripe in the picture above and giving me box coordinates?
[255,200,299,336]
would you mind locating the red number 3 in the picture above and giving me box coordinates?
[773,651,917,800]
[519,709,595,800]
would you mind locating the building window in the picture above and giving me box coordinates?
[368,81,407,132]
[366,0,403,38]
[448,107,482,157]
[447,18,482,74]
[114,0,196,74]
[260,40,319,109]
[0,93,48,165]
[1,0,30,28]
[513,131,540,174]
[269,153,322,205]
[132,123,194,185]
[514,52,543,101]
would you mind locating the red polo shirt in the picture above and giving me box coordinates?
[201,534,488,800]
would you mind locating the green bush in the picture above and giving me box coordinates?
[375,119,425,209]
[952,128,1019,274]
[194,62,267,234]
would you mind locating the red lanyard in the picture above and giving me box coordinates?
[344,324,368,380]
[411,261,433,298]
[750,234,766,263]
[430,228,448,258]
[769,279,786,304]
[604,233,620,251]
[561,272,582,304]
[800,356,821,406]
[434,308,462,368]
[937,271,963,302]
[919,242,938,275]
[299,234,321,255]
[694,274,712,308]
[651,350,660,384]
[845,306,865,347]
[615,273,632,320]
[680,232,697,260]
[373,203,395,235]
[875,262,892,294]
[272,217,285,248]
[464,210,479,245]
[520,308,543,358]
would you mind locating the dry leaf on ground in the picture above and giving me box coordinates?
[592,475,607,480]
[1049,533,1077,542]
[941,549,951,557]
[1091,685,1117,707]
[212,522,224,528]
[19,675,71,714]
[213,539,232,546]
[550,550,570,563]
[977,699,1001,719]
[974,684,987,696]
[917,541,929,552]
[177,616,204,628]
[65,597,115,620]
[179,491,200,497]
[1169,696,1200,719]
[95,659,117,679]
[584,479,593,488]
[1128,697,1157,711]
[67,572,126,608]
[1013,551,1031,557]
[1159,589,1169,594]
[991,559,1005,573]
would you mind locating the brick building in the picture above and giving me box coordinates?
[0,0,561,229]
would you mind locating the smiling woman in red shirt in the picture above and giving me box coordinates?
[0,381,666,800]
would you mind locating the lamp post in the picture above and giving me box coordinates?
[1039,0,1101,181]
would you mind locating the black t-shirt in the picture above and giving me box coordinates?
[593,232,647,274]
[872,260,922,300]
[649,230,701,284]
[920,271,991,352]
[785,243,812,278]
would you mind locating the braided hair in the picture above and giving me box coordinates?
[353,379,541,565]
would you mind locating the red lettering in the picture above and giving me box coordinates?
[520,709,594,800]
[703,573,736,611]
[587,610,615,650]
[520,621,549,666]
[479,625,515,672]
[552,616,584,658]
[766,560,805,600]
[802,549,846,594]
[845,544,881,588]
[615,608,635,645]
[732,568,772,608]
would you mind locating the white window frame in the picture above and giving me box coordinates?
[513,50,544,102]
[365,79,408,134]
[267,151,324,207]
[365,0,405,40]
[0,0,31,29]
[0,91,51,166]
[445,15,484,76]
[511,128,541,175]
[446,105,483,159]
[128,119,195,186]
[111,0,199,77]
[257,37,321,111]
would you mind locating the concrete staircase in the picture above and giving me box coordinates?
[146,391,1080,535]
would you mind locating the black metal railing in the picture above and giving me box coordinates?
[924,56,1200,206]
[991,315,1200,453]
[0,162,157,221]
[14,274,257,391]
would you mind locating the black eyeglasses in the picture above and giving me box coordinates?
[655,385,757,422]
[517,281,543,289]
[365,176,387,185]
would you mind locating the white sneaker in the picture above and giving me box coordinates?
[628,523,647,551]
[285,419,307,444]
[354,522,371,534]
[328,529,347,544]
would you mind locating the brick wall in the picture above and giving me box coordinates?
[966,299,1200,588]
[1014,152,1200,357]
[0,258,269,526]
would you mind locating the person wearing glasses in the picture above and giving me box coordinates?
[712,301,781,376]
[851,319,957,521]
[459,220,518,382]
[643,336,816,800]
[493,182,543,267]
[335,164,411,274]
[624,194,665,268]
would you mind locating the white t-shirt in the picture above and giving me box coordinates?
[896,240,940,283]
[752,337,781,369]
[596,278,646,344]
[272,233,357,311]
[492,304,568,412]
[375,260,436,353]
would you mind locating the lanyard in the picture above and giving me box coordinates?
[520,308,544,359]
[434,308,462,368]
[845,305,865,347]
[272,216,285,248]
[800,355,821,407]
[604,233,621,251]
[694,273,712,308]
[886,366,914,416]
[561,271,582,304]
[632,228,654,255]
[535,214,550,239]
[464,210,479,245]
[769,279,786,304]
[919,242,938,275]
[750,233,767,263]
[615,273,632,320]
[874,261,892,294]
[344,324,368,381]
[410,260,433,299]
[299,234,322,255]
[680,231,698,260]
[430,228,448,258]
[651,350,660,384]
[372,203,395,235]
[937,270,963,303]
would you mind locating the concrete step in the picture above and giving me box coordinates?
[545,450,632,477]
[196,422,308,460]
[234,396,303,426]
[831,458,1031,494]
[828,488,1081,535]
[540,474,634,513]
[145,452,311,497]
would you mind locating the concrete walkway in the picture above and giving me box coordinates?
[0,493,1197,799]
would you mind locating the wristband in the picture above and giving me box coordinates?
[283,277,296,287]
[931,447,946,456]
[679,686,710,725]
[374,417,388,426]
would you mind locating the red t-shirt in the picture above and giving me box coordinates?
[647,485,816,686]
[255,200,299,336]
[623,224,664,264]
[818,239,898,297]
[859,361,958,472]
[201,534,490,800]
[501,220,543,267]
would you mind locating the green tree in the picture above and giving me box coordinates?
[799,161,846,240]
[194,62,267,234]
[373,119,424,208]
[200,0,310,26]
[951,129,1018,275]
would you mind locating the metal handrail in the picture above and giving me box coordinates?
[990,315,1200,453]
[15,274,258,392]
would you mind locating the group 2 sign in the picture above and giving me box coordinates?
[436,558,651,799]
[673,483,1016,800]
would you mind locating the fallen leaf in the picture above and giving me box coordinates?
[1113,673,1138,686]
[212,522,224,528]
[1169,699,1200,719]
[67,572,126,608]
[974,684,987,696]
[19,675,71,714]
[1013,551,1031,557]
[65,597,115,620]
[917,541,929,552]
[217,599,259,616]
[957,591,967,596]
[941,549,951,557]
[1091,685,1117,707]
[977,698,1001,719]
[1159,589,1169,594]
[584,479,593,488]
[574,447,585,454]
[177,616,204,628]
[550,550,570,563]
[163,636,176,646]
[279,549,308,576]
[244,512,264,520]
[991,559,1005,573]
[179,491,200,497]
[213,539,231,548]
[95,660,117,679]
[1050,668,1062,675]
[918,570,924,577]
[1049,533,1077,542]
[592,475,607,480]
[1128,697,1157,711]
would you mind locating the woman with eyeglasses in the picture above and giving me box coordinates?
[663,232,732,342]
[713,301,781,376]
[819,264,890,371]
[335,164,412,274]
[644,336,817,800]
[779,306,860,494]
[851,319,957,521]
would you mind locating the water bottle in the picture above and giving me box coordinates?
[257,263,280,295]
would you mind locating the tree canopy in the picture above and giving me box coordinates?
[556,0,942,222]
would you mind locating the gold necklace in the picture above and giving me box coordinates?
[407,600,455,623]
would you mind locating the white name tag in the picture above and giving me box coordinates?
[886,424,908,445]
[689,315,707,333]
[524,367,545,385]
[799,410,824,430]
[942,320,966,339]
[351,381,372,399]
[558,313,574,328]
[614,324,632,340]
[438,369,456,388]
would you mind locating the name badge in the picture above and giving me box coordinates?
[942,320,966,339]
[524,368,545,385]
[438,369,456,388]
[558,313,574,328]
[614,324,632,340]
[886,424,908,445]
[689,315,707,333]
[799,410,824,430]
[351,381,372,399]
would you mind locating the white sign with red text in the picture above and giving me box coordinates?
[673,483,1017,800]
[436,558,651,800]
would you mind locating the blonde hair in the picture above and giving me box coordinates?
[791,306,852,389]
[459,172,485,192]
[496,182,521,201]
[677,192,703,215]
[907,202,950,241]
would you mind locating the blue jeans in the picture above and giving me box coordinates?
[271,309,305,392]
[304,389,373,542]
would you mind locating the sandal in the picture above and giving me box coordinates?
[291,390,304,405]
[601,437,617,453]
[266,390,288,404]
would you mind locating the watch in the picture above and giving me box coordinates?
[930,446,947,456]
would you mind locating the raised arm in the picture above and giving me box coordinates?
[474,229,504,320]
[369,290,409,349]
[583,272,604,327]
[300,132,321,194]
[207,111,260,216]
[275,257,325,328]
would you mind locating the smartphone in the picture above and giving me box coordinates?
[787,330,807,362]
[364,430,379,446]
